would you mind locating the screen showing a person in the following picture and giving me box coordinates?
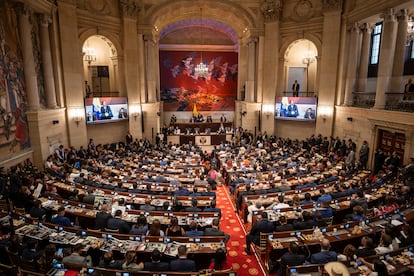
[275,97,317,121]
[85,97,128,124]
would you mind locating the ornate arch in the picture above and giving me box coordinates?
[78,29,123,57]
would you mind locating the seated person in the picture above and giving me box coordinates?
[166,217,185,237]
[278,241,307,276]
[317,188,332,202]
[100,101,113,119]
[304,108,315,119]
[355,236,376,257]
[130,215,149,235]
[122,251,142,271]
[184,198,202,212]
[142,249,169,271]
[286,101,299,117]
[204,218,230,243]
[21,239,41,261]
[51,207,72,227]
[99,251,123,269]
[146,219,165,236]
[140,198,156,211]
[300,192,315,205]
[29,200,46,220]
[275,215,293,232]
[63,244,92,266]
[169,245,197,272]
[310,239,337,264]
[185,221,204,237]
[107,210,130,234]
[204,200,222,218]
[209,248,232,271]
[244,212,274,255]
[293,211,314,230]
[95,204,112,230]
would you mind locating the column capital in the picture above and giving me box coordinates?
[359,22,373,34]
[247,36,259,45]
[397,9,409,22]
[347,22,360,33]
[260,0,283,22]
[322,0,343,13]
[120,0,141,19]
[381,8,396,22]
[39,14,52,27]
[15,2,33,19]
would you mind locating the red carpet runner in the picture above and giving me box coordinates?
[215,185,267,276]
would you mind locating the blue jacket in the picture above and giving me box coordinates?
[51,215,72,226]
[310,250,337,264]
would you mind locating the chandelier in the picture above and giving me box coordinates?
[194,8,209,78]
[83,41,96,65]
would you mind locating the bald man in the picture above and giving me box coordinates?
[310,238,337,264]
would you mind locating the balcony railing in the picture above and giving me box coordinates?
[282,91,316,97]
[352,92,414,112]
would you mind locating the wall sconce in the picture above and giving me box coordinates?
[262,103,274,118]
[130,104,141,121]
[157,111,161,116]
[320,115,327,122]
[241,111,247,116]
[317,106,332,123]
[70,107,84,126]
[347,117,353,122]
[52,120,59,125]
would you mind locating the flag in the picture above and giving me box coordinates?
[193,104,198,117]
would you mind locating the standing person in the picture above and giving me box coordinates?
[403,78,414,100]
[359,141,369,169]
[125,131,133,145]
[292,80,300,97]
[85,81,91,98]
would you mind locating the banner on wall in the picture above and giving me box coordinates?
[159,50,238,112]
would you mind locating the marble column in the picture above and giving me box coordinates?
[16,3,40,110]
[39,14,57,109]
[357,23,372,92]
[374,8,398,109]
[390,9,409,93]
[245,37,258,102]
[144,34,157,103]
[237,39,248,101]
[343,23,361,106]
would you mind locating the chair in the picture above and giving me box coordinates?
[6,248,21,267]
[253,232,270,269]
[20,258,38,272]
[0,199,9,212]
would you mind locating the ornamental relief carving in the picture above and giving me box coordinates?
[86,0,112,15]
[260,0,283,22]
[322,0,343,12]
[120,0,141,18]
[292,0,314,22]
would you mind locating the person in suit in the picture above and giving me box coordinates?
[278,241,307,276]
[106,210,130,234]
[286,100,299,117]
[292,80,300,97]
[185,221,204,237]
[140,198,156,211]
[204,200,221,218]
[142,249,169,271]
[293,211,314,230]
[404,78,414,100]
[244,212,275,255]
[100,101,113,119]
[95,204,112,230]
[82,189,95,205]
[169,245,197,272]
[21,239,41,261]
[62,244,92,266]
[29,200,46,220]
[355,236,376,257]
[204,218,230,243]
[310,239,337,264]
[51,207,72,227]
[184,198,202,212]
[275,216,293,232]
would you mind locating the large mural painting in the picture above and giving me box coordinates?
[160,50,237,112]
[0,1,30,157]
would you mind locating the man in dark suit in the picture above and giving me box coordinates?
[278,242,306,276]
[184,198,202,212]
[203,200,221,218]
[169,245,197,272]
[106,210,130,234]
[310,239,337,264]
[143,249,169,271]
[82,189,95,205]
[51,207,72,227]
[293,211,314,230]
[95,204,112,230]
[21,240,41,261]
[275,216,293,232]
[29,200,46,220]
[204,218,230,243]
[244,212,274,255]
